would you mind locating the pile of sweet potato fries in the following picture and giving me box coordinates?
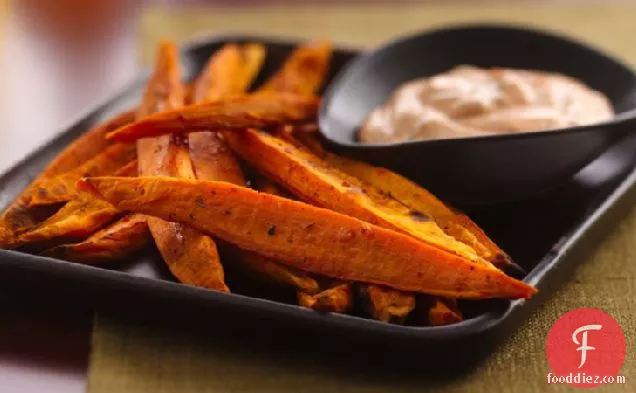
[0,40,536,325]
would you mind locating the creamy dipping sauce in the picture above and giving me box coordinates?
[359,66,614,144]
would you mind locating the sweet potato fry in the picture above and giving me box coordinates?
[251,173,293,198]
[365,288,415,323]
[245,177,324,294]
[324,153,515,270]
[259,40,332,95]
[225,129,491,268]
[106,93,320,143]
[78,176,537,299]
[258,39,330,153]
[301,141,497,322]
[188,43,301,294]
[189,43,264,185]
[112,159,138,177]
[42,214,150,264]
[283,127,325,157]
[136,40,228,292]
[15,160,137,248]
[359,284,416,324]
[58,42,186,263]
[29,143,136,206]
[250,174,349,312]
[427,297,463,326]
[37,110,135,179]
[0,205,62,249]
[258,40,391,318]
[223,192,333,301]
[298,283,352,313]
[222,244,320,294]
[17,198,122,247]
[189,132,246,185]
[149,215,227,291]
[193,43,265,103]
[0,111,134,247]
[184,82,195,105]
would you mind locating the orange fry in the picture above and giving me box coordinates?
[189,43,265,185]
[38,111,135,177]
[223,244,320,294]
[252,173,296,200]
[106,93,320,143]
[0,111,134,247]
[259,40,332,95]
[16,160,137,248]
[193,43,265,103]
[298,283,353,313]
[359,285,416,324]
[190,131,246,185]
[225,129,491,267]
[282,127,325,157]
[61,41,188,263]
[17,198,122,247]
[79,176,537,299]
[184,82,195,105]
[0,205,62,249]
[29,143,136,206]
[136,40,228,292]
[325,153,515,269]
[226,129,482,323]
[188,43,291,293]
[253,40,356,313]
[427,297,463,326]
[113,159,138,177]
[250,173,344,310]
[42,214,150,264]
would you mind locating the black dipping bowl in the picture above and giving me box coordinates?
[319,24,636,206]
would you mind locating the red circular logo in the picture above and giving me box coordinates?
[546,308,626,388]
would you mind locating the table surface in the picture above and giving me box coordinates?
[1,1,635,392]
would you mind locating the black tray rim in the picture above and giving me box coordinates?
[1,31,634,343]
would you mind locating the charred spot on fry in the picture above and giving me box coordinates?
[501,261,527,279]
[409,210,431,222]
[267,225,277,236]
[195,196,206,208]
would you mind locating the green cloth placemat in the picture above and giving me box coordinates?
[89,3,636,392]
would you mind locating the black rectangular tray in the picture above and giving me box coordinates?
[2,35,636,372]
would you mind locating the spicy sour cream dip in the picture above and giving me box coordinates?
[359,66,614,144]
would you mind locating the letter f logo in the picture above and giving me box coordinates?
[572,324,602,368]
